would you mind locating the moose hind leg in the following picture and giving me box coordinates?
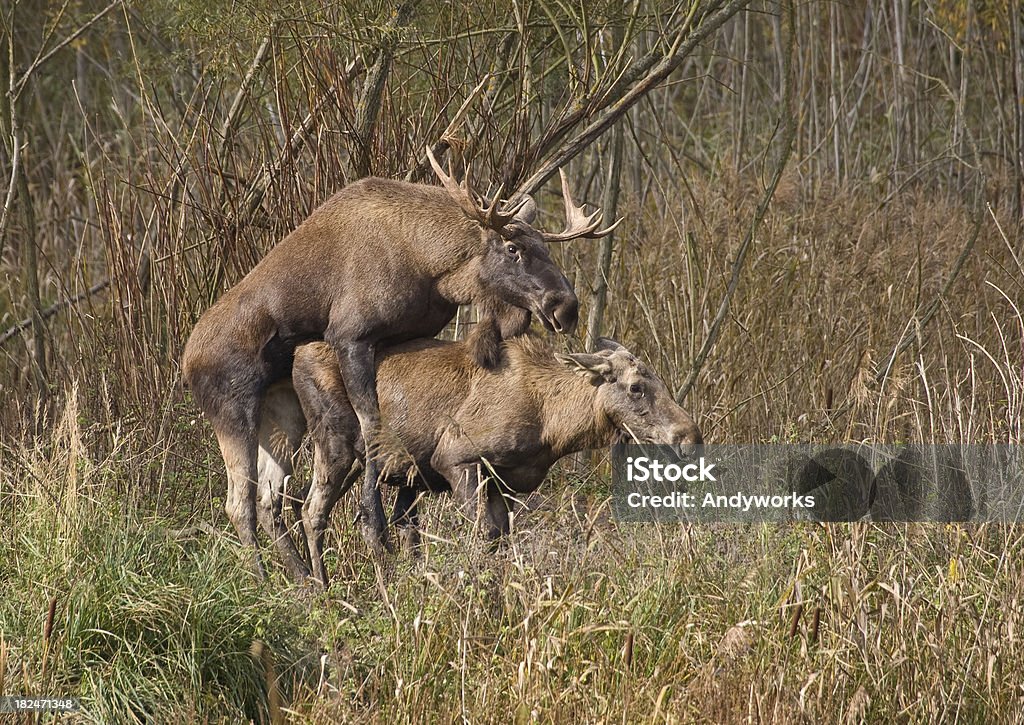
[256,383,312,582]
[302,420,362,589]
[303,460,362,590]
[216,426,266,578]
[256,444,312,583]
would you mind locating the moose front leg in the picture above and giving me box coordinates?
[485,480,512,539]
[486,465,548,540]
[331,337,392,556]
[455,464,492,530]
[446,463,515,540]
[433,443,490,533]
[467,300,531,369]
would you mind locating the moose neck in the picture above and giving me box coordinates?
[434,254,488,306]
[538,369,617,459]
[398,201,488,305]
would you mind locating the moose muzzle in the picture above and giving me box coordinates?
[672,421,704,459]
[539,289,579,334]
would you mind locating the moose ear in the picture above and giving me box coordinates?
[555,352,614,385]
[594,337,627,354]
[513,195,537,225]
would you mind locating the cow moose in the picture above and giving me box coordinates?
[183,151,615,580]
[256,334,703,588]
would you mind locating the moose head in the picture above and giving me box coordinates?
[557,338,703,453]
[427,148,618,334]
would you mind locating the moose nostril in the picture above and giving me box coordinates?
[674,426,703,458]
[550,296,579,334]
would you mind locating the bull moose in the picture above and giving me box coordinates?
[183,150,615,580]
[256,334,702,587]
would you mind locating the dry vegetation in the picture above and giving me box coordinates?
[1,0,1023,722]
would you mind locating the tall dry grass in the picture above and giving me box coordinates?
[4,394,1024,721]
[2,180,1022,720]
[1,1,1023,721]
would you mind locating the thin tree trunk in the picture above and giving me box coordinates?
[735,7,750,173]
[349,1,419,178]
[18,151,46,394]
[1011,0,1024,223]
[891,0,907,184]
[0,5,15,262]
[829,1,841,180]
[585,120,624,351]
[676,0,797,404]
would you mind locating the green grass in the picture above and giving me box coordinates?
[4,410,1024,722]
[0,407,318,723]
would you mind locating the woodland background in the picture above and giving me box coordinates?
[1,0,1023,721]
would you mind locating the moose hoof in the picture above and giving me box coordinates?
[359,520,394,558]
[397,526,421,558]
[357,504,393,558]
[285,559,313,585]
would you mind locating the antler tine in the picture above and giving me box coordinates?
[461,162,476,204]
[478,181,506,228]
[426,145,481,221]
[479,183,528,228]
[498,194,531,222]
[425,145,452,186]
[427,145,530,230]
[558,167,576,217]
[541,168,622,242]
[588,215,623,238]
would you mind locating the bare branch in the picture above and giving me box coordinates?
[233,60,364,225]
[517,0,748,197]
[404,72,495,183]
[0,129,18,259]
[9,0,120,101]
[0,279,110,350]
[216,34,273,163]
[348,1,420,177]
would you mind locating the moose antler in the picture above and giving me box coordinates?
[426,146,530,230]
[541,169,622,243]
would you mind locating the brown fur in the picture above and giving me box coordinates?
[183,169,594,580]
[259,335,701,587]
[465,300,532,370]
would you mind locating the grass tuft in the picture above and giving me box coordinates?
[0,400,318,722]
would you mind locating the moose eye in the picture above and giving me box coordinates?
[629,383,644,397]
[506,244,519,256]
